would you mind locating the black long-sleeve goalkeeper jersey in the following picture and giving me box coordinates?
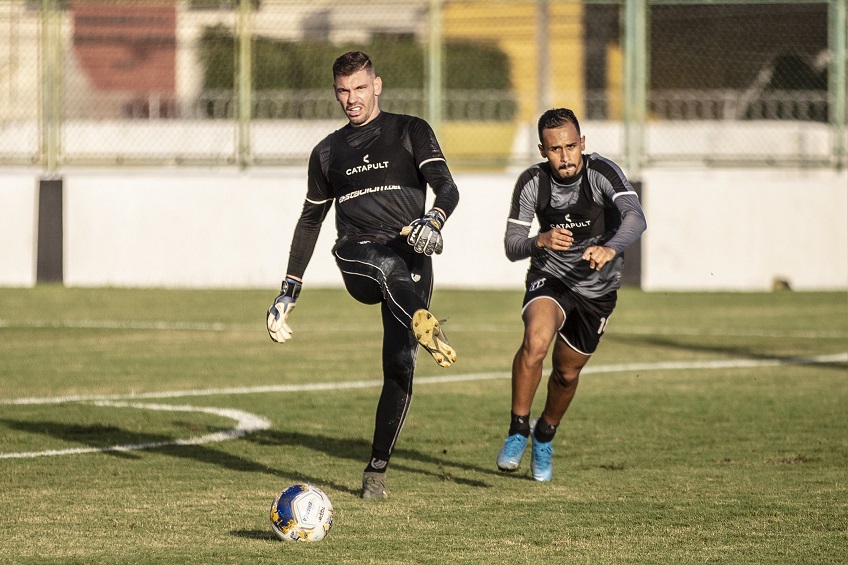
[505,153,647,298]
[286,111,460,279]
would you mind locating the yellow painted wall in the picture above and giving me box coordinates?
[442,1,585,121]
[606,42,623,120]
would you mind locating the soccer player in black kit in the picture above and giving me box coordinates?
[496,108,646,481]
[266,51,460,499]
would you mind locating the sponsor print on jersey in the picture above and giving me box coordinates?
[552,213,591,231]
[529,278,546,292]
[346,154,390,176]
[337,184,403,204]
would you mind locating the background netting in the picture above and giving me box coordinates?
[0,0,843,169]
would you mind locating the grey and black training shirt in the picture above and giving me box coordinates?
[505,153,647,298]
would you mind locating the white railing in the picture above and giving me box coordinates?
[118,88,831,123]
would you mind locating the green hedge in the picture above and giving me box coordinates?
[197,25,515,118]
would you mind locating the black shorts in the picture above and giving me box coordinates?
[521,269,617,355]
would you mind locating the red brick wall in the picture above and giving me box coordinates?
[72,4,176,92]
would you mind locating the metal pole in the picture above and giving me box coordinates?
[831,0,846,168]
[537,0,551,117]
[41,0,61,177]
[623,0,646,180]
[427,0,442,136]
[237,0,253,169]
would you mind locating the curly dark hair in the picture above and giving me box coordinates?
[537,108,581,143]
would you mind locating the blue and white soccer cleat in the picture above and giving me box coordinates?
[496,433,529,472]
[530,418,553,481]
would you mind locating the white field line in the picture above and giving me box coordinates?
[1,353,844,460]
[3,352,845,407]
[0,402,271,460]
[0,319,237,331]
[1,319,845,339]
[613,327,848,339]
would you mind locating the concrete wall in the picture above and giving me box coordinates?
[641,168,847,291]
[1,166,845,291]
[0,171,39,287]
[643,169,848,290]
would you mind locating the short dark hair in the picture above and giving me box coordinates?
[537,108,581,144]
[332,51,375,80]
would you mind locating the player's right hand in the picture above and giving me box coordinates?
[267,277,302,343]
[402,208,446,256]
[536,228,574,251]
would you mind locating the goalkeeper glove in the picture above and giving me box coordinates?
[266,277,302,343]
[403,208,446,256]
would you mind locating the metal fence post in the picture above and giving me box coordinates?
[536,0,551,117]
[831,0,847,168]
[41,0,62,177]
[237,0,253,169]
[623,0,647,180]
[427,0,443,137]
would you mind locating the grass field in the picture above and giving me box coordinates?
[0,286,846,564]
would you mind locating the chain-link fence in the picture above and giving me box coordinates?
[0,0,845,172]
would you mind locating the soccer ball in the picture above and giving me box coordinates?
[270,484,334,542]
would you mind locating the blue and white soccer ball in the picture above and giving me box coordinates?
[270,484,334,542]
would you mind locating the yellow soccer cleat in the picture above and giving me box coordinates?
[412,309,457,368]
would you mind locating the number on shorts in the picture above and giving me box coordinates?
[597,316,610,335]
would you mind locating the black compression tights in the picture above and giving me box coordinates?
[335,240,433,471]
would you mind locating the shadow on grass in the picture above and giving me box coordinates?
[245,429,495,488]
[1,419,493,497]
[607,333,848,374]
[230,529,278,542]
[0,418,355,494]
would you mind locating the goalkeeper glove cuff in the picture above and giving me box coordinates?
[280,277,302,301]
[422,208,446,230]
[267,277,302,343]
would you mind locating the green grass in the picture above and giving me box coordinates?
[0,287,846,564]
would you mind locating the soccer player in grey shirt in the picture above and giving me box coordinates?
[496,108,647,481]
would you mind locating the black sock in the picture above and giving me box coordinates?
[509,412,531,437]
[364,452,390,474]
[533,417,558,443]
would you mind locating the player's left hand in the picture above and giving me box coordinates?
[583,246,616,270]
[402,208,446,256]
[267,277,302,343]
